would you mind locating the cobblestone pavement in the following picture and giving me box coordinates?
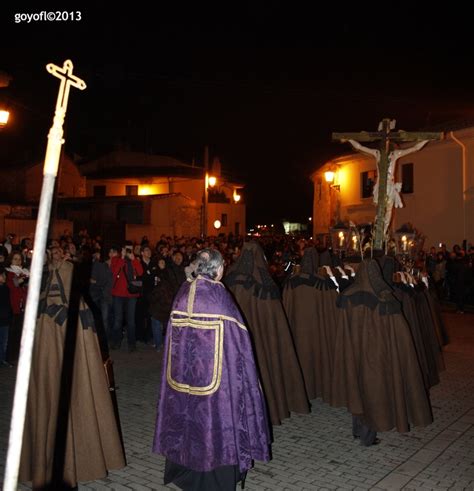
[1,310,474,490]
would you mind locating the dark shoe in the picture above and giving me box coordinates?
[1,361,13,368]
[360,437,381,447]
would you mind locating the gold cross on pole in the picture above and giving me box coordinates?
[2,60,86,491]
[46,59,86,112]
[43,60,86,176]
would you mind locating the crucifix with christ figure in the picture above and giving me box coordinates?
[332,119,442,250]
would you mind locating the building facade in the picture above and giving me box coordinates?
[77,151,245,240]
[0,151,245,244]
[0,155,84,240]
[311,127,474,248]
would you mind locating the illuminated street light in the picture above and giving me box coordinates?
[324,171,335,183]
[213,219,222,229]
[0,109,9,128]
[203,172,217,237]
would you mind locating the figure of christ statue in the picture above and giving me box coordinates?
[345,139,428,235]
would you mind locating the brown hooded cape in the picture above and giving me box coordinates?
[331,259,433,433]
[283,247,340,402]
[225,241,309,425]
[19,259,125,488]
[378,255,441,389]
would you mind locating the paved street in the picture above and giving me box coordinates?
[1,309,474,490]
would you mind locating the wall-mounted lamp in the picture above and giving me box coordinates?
[208,175,217,187]
[233,189,241,203]
[0,109,10,129]
[213,219,222,230]
[324,171,335,183]
[324,169,340,191]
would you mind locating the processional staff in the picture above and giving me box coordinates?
[3,60,86,491]
[332,118,442,251]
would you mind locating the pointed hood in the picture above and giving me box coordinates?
[224,241,280,299]
[337,259,400,314]
[299,247,319,275]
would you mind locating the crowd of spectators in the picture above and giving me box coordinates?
[0,229,472,367]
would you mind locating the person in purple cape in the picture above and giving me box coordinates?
[153,248,271,490]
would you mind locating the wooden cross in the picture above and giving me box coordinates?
[332,118,442,251]
[46,59,86,112]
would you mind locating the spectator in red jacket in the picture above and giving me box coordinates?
[110,243,143,352]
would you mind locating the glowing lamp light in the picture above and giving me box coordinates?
[324,171,335,183]
[213,219,222,229]
[138,185,153,196]
[351,235,358,251]
[401,235,408,251]
[233,190,241,202]
[208,176,217,187]
[0,110,10,127]
[338,231,345,247]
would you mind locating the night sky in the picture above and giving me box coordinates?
[2,4,474,226]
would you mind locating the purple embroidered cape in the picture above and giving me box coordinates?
[153,275,271,473]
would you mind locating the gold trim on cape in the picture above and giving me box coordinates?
[167,317,224,396]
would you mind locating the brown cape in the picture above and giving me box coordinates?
[283,247,339,402]
[378,256,440,389]
[19,260,125,488]
[424,285,449,346]
[225,241,309,425]
[331,259,433,433]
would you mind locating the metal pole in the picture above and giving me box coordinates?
[2,60,85,491]
[3,174,56,491]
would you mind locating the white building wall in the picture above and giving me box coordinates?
[312,128,474,248]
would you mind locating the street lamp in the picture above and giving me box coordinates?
[324,169,340,191]
[324,170,335,184]
[0,108,9,129]
[202,173,217,237]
